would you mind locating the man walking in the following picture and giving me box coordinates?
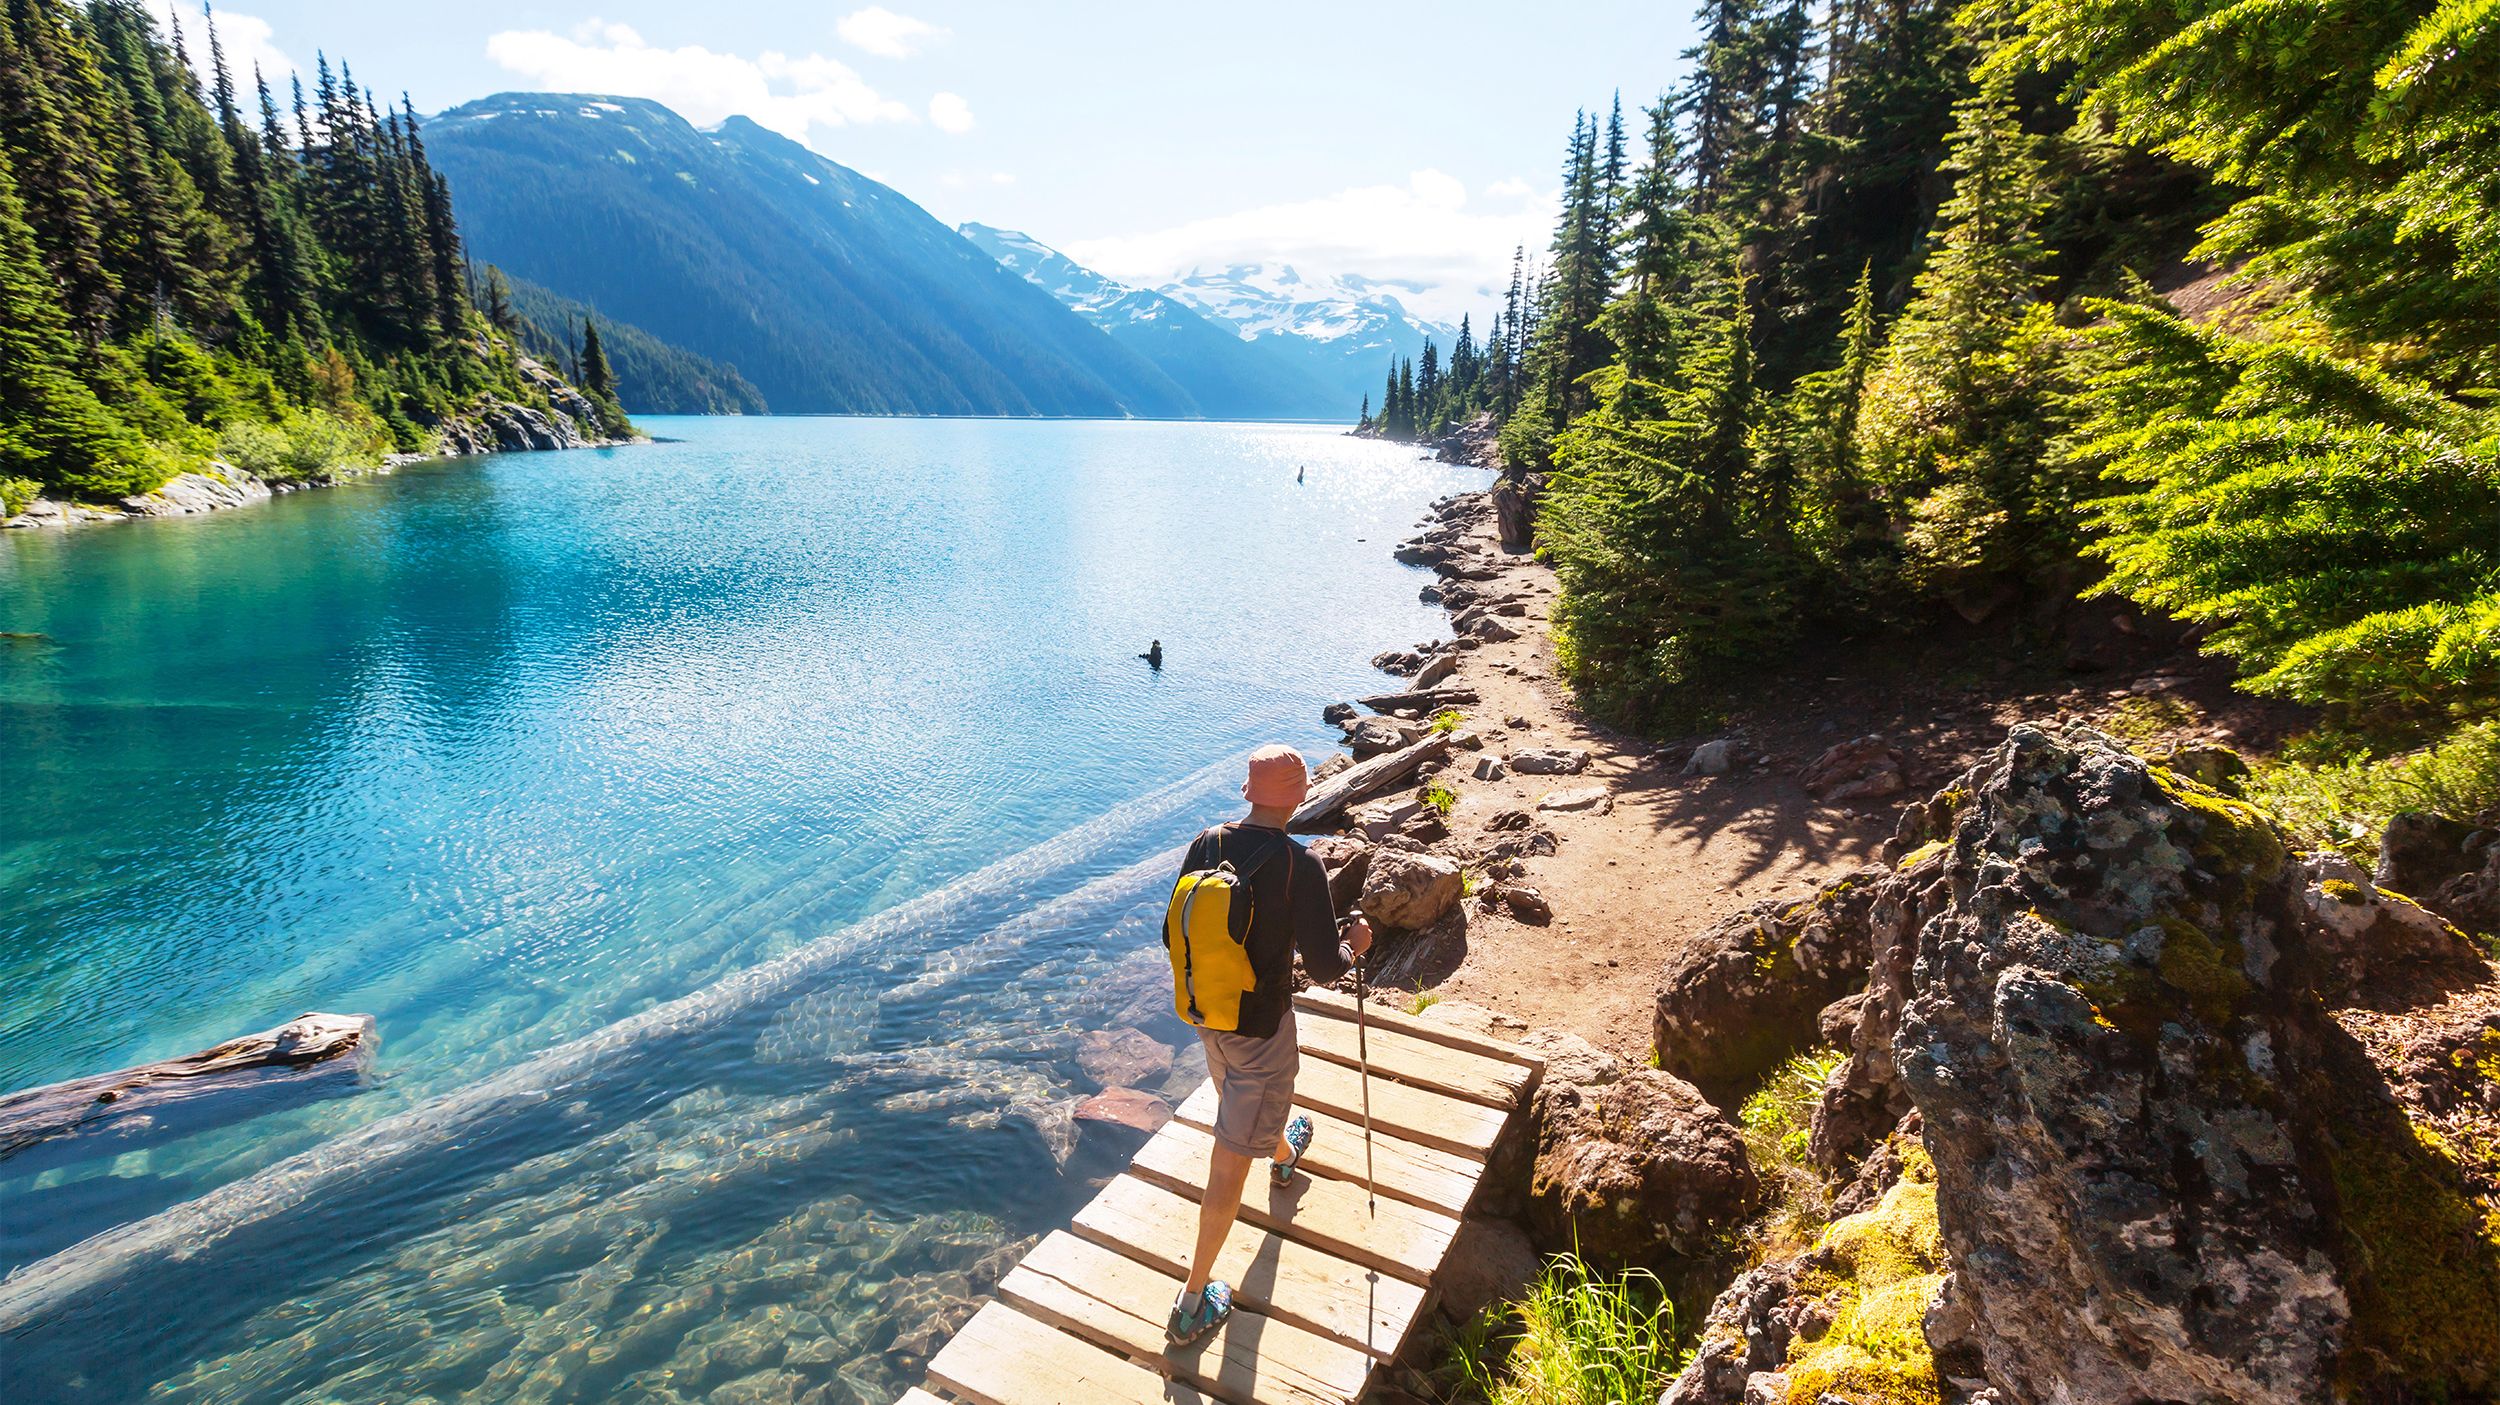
[1165,744,1370,1346]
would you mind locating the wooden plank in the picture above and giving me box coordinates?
[1289,735,1450,832]
[1000,1231,1373,1405]
[1071,1174,1427,1361]
[927,1301,1207,1405]
[1285,1054,1511,1159]
[1172,1083,1481,1216]
[1296,989,1545,1073]
[1128,1122,1459,1286]
[896,1392,953,1405]
[1293,1011,1533,1110]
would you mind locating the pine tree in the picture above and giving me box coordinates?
[1855,52,2067,605]
[0,143,141,494]
[480,263,518,334]
[1356,392,1370,431]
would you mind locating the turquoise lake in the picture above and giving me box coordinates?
[0,417,1482,1402]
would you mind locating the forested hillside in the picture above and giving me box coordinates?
[424,94,1198,418]
[481,266,768,416]
[1439,0,2497,795]
[0,1,624,516]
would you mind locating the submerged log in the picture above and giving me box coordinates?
[0,1012,375,1165]
[1292,734,1452,832]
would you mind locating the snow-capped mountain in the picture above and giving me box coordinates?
[959,224,1346,419]
[1161,264,1454,350]
[1156,264,1456,413]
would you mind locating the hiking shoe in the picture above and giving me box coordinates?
[1271,1113,1315,1186]
[1166,1280,1232,1347]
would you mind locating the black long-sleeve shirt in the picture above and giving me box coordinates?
[1178,821,1350,1040]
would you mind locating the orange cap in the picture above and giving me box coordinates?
[1244,744,1310,808]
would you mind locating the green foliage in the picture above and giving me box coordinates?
[2070,304,2500,728]
[1451,1252,1689,1405]
[1429,708,1466,735]
[1406,989,1443,1016]
[215,410,381,484]
[2242,722,2500,861]
[1421,781,1458,817]
[1737,1048,1847,1256]
[0,474,36,516]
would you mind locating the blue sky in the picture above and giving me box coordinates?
[165,2,1702,322]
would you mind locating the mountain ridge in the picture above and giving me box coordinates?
[423,94,1198,418]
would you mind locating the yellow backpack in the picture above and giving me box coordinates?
[1165,834,1289,1032]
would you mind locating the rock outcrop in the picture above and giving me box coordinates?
[1357,849,1462,931]
[1650,866,1890,1106]
[1665,723,2500,1404]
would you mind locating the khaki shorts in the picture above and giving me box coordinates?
[1198,1010,1300,1157]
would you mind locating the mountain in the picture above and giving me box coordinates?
[422,95,1196,418]
[957,225,1343,419]
[1156,266,1457,412]
[496,274,768,416]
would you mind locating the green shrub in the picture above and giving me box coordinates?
[1422,781,1458,817]
[1407,990,1442,1016]
[1430,708,1467,735]
[1451,1251,1688,1405]
[2243,722,2500,861]
[0,476,37,517]
[216,411,380,484]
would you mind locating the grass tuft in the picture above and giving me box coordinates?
[1422,780,1459,817]
[1407,990,1442,1016]
[1737,1048,1847,1259]
[1449,1251,1688,1405]
[1430,708,1467,735]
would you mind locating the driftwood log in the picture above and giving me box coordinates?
[1354,686,1480,713]
[1291,734,1451,832]
[0,1012,375,1165]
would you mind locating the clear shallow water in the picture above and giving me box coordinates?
[0,417,1481,1402]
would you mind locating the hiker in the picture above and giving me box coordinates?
[1161,744,1370,1346]
[1139,639,1163,670]
[1296,466,1305,484]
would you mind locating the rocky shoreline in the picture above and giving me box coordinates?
[4,356,642,531]
[1292,486,2500,1402]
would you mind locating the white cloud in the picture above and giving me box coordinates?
[837,6,946,59]
[1066,171,1554,326]
[485,20,916,147]
[1485,177,1538,201]
[147,2,294,84]
[927,91,974,133]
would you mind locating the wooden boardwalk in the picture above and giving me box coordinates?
[899,989,1545,1405]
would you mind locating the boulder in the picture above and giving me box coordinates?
[1312,753,1350,781]
[1536,785,1611,814]
[1371,649,1424,676]
[1321,701,1358,725]
[1683,738,1741,776]
[1499,886,1553,924]
[1526,1069,1760,1267]
[1414,653,1459,689]
[1508,746,1589,776]
[1491,471,1540,553]
[1800,734,1906,803]
[1357,850,1463,931]
[1892,724,2369,1402]
[1075,1028,1173,1090]
[2429,839,2500,939]
[2297,851,2490,1009]
[1471,755,1506,782]
[1348,797,1424,842]
[2376,810,2476,896]
[1484,808,1535,832]
[1651,867,1891,1106]
[1346,716,1418,759]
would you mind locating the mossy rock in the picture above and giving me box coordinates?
[1782,1173,1945,1405]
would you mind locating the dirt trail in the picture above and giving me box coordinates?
[1364,488,2302,1059]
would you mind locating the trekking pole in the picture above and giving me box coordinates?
[1353,942,1376,1216]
